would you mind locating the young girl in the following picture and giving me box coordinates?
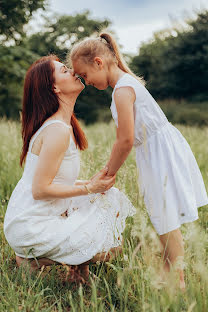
[70,33,208,288]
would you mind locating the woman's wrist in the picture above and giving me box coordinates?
[75,180,90,186]
[84,184,93,194]
[76,184,93,195]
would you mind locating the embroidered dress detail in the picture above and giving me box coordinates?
[4,119,136,264]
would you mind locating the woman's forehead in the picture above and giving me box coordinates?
[54,60,64,69]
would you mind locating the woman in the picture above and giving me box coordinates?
[3,55,136,281]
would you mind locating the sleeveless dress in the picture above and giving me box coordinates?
[3,119,136,265]
[110,73,208,235]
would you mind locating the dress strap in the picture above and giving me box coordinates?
[28,120,72,153]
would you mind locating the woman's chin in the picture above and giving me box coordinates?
[80,83,85,90]
[77,81,85,89]
[76,83,85,94]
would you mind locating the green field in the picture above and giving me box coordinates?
[0,118,208,311]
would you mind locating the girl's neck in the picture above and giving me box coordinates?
[108,65,126,89]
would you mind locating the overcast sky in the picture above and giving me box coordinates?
[32,0,208,54]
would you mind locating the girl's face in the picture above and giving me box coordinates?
[53,61,85,95]
[72,58,109,90]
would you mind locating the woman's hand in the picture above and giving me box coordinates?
[87,167,116,194]
[75,180,90,186]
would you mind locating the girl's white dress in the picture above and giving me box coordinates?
[3,120,136,265]
[111,73,208,235]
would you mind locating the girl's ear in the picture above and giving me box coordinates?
[94,57,103,68]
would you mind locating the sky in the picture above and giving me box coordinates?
[32,0,208,54]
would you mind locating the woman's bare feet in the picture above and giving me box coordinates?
[89,246,123,264]
[15,245,122,283]
[16,255,59,273]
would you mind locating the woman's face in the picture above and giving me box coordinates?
[72,58,109,90]
[53,61,85,96]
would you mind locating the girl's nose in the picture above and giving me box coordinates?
[70,69,75,76]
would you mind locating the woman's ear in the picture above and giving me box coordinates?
[94,57,103,69]
[53,84,60,94]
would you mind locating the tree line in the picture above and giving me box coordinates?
[0,0,208,124]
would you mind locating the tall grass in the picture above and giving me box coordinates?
[0,117,208,311]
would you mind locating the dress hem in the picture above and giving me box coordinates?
[155,215,199,235]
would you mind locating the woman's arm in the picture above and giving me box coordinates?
[106,87,135,176]
[74,180,90,185]
[32,124,115,200]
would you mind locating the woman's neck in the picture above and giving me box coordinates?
[54,94,76,125]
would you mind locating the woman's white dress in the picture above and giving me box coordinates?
[3,120,136,265]
[110,73,208,235]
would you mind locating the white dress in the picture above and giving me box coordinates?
[110,73,208,235]
[3,120,136,265]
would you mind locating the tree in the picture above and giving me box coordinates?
[0,9,113,122]
[26,10,110,60]
[130,10,208,101]
[0,0,46,41]
[0,45,39,118]
[0,0,48,119]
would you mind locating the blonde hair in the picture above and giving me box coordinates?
[70,32,144,85]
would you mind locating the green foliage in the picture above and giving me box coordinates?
[75,85,112,124]
[130,10,208,101]
[0,119,208,311]
[0,44,39,118]
[159,100,208,126]
[1,5,208,125]
[26,10,110,60]
[0,8,112,123]
[0,0,47,41]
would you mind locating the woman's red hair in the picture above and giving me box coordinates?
[20,55,88,167]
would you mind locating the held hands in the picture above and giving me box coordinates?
[87,167,116,194]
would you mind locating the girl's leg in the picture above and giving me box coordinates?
[159,228,185,289]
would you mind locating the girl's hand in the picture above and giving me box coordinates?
[90,166,109,181]
[87,167,115,193]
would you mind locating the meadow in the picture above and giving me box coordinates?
[0,118,208,311]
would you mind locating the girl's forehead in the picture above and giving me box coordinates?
[73,60,88,74]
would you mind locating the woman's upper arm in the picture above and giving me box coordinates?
[32,124,70,191]
[114,86,135,143]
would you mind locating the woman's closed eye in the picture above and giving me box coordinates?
[61,65,70,73]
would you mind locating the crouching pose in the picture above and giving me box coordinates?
[3,55,136,281]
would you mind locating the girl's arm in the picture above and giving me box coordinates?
[106,87,135,176]
[32,124,115,200]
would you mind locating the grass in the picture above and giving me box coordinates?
[0,117,208,311]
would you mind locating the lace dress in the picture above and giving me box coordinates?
[4,119,136,265]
